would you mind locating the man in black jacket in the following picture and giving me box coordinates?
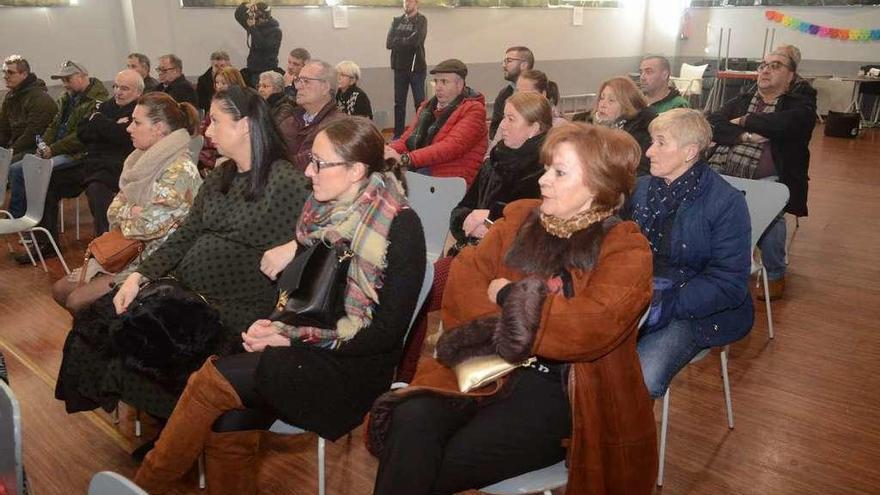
[196,51,231,114]
[707,46,816,300]
[235,1,283,88]
[127,53,160,92]
[18,69,142,262]
[386,0,427,139]
[155,54,198,107]
[489,46,533,140]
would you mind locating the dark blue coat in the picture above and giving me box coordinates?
[630,163,755,347]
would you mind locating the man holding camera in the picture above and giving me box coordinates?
[235,1,283,88]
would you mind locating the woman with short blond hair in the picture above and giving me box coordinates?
[336,60,373,119]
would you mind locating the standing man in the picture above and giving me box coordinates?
[489,46,533,140]
[283,47,311,100]
[639,55,690,113]
[235,1,282,88]
[155,54,198,107]
[386,0,427,139]
[127,53,159,92]
[0,55,57,162]
[197,51,231,114]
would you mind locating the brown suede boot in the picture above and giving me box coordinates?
[134,357,243,494]
[204,430,262,495]
[757,276,785,301]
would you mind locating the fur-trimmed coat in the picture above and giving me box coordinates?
[368,199,657,495]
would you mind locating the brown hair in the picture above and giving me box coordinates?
[214,66,246,89]
[540,122,640,211]
[594,76,648,121]
[319,116,405,188]
[136,92,199,136]
[506,92,553,133]
[518,69,559,106]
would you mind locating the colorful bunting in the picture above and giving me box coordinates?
[765,10,878,42]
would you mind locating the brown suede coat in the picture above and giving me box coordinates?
[397,199,657,494]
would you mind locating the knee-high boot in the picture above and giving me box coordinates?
[204,430,262,495]
[134,357,243,494]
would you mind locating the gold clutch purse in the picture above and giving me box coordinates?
[453,355,537,393]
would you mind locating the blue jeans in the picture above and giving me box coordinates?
[637,319,704,399]
[758,212,786,281]
[8,154,74,218]
[393,70,426,139]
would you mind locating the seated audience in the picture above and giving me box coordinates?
[155,54,198,107]
[591,76,656,176]
[285,59,339,170]
[127,53,159,93]
[52,90,201,315]
[385,59,487,186]
[335,60,373,119]
[0,55,57,162]
[198,66,248,174]
[20,69,142,265]
[55,87,310,446]
[369,122,656,495]
[8,60,108,227]
[235,1,282,88]
[283,47,310,99]
[132,116,426,493]
[484,68,563,158]
[639,55,690,113]
[490,45,534,140]
[257,70,296,142]
[707,46,816,301]
[629,108,753,398]
[196,50,231,115]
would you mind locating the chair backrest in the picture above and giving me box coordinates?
[405,171,467,262]
[679,63,709,81]
[721,175,790,250]
[405,259,435,344]
[672,63,709,96]
[0,381,23,495]
[188,135,205,162]
[0,147,12,197]
[88,471,149,495]
[21,154,53,223]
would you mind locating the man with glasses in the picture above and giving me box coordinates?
[285,60,339,170]
[155,54,198,107]
[489,46,534,140]
[127,53,159,92]
[385,59,487,186]
[707,46,817,301]
[387,0,427,139]
[283,47,311,100]
[6,60,108,223]
[0,55,57,163]
[14,70,143,264]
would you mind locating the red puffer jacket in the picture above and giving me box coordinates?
[390,89,487,186]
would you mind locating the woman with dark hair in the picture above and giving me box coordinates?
[590,76,657,176]
[55,87,311,448]
[369,122,657,495]
[198,66,249,174]
[52,92,202,315]
[133,116,426,493]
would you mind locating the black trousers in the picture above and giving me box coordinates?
[373,369,571,495]
[212,352,276,432]
[36,163,116,244]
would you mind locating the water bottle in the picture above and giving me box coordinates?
[35,134,50,155]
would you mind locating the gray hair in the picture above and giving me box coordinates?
[127,53,151,71]
[118,69,145,92]
[335,60,361,82]
[642,55,671,76]
[4,54,30,74]
[260,71,285,92]
[160,54,183,71]
[210,50,231,62]
[308,59,338,96]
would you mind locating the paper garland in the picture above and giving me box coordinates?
[765,10,880,41]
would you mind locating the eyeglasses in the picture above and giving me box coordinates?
[294,75,323,86]
[155,67,175,74]
[503,57,525,64]
[757,61,792,72]
[308,152,350,171]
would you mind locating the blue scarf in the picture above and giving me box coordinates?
[634,162,707,254]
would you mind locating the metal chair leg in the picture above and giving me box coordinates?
[318,437,326,495]
[762,267,774,339]
[657,388,670,487]
[75,196,81,240]
[720,346,734,429]
[59,202,64,233]
[198,454,206,489]
[134,410,142,438]
[28,231,47,272]
[32,227,70,274]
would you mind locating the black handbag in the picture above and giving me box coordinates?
[269,241,353,329]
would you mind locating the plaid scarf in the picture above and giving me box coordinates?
[708,94,776,178]
[634,162,706,255]
[281,172,408,348]
[405,92,465,151]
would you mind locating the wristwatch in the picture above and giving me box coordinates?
[399,152,412,168]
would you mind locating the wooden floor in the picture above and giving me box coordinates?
[2,125,879,494]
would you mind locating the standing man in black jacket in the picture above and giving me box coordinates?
[235,1,283,88]
[387,0,427,139]
[156,54,198,107]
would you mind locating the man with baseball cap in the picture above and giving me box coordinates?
[385,58,487,186]
[7,60,107,227]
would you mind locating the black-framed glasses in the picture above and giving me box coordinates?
[294,75,323,85]
[503,57,524,64]
[757,61,792,72]
[308,152,350,171]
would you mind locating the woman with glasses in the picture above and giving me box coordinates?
[707,46,816,301]
[133,116,426,493]
[56,86,311,457]
[335,60,374,119]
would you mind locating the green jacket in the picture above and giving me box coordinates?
[650,86,690,114]
[0,74,58,160]
[43,77,109,159]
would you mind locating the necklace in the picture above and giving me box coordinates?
[539,208,614,239]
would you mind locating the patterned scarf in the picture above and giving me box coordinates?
[634,162,706,254]
[708,94,776,178]
[283,172,408,348]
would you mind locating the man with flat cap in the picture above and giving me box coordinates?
[385,58,486,186]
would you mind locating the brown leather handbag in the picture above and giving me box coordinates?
[79,230,144,283]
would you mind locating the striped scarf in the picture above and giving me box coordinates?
[285,171,408,348]
[708,93,776,178]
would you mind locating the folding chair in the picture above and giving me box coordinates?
[88,471,148,495]
[405,172,466,262]
[0,381,23,495]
